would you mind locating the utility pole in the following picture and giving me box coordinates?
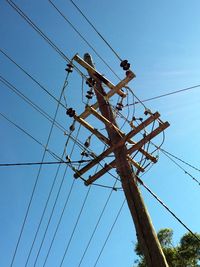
[67,53,169,267]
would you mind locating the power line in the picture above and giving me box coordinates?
[159,148,200,187]
[69,0,122,62]
[0,74,92,157]
[30,125,82,267]
[0,48,66,109]
[41,127,83,267]
[5,0,94,83]
[93,199,126,267]
[32,93,100,266]
[137,177,200,243]
[159,148,200,173]
[9,72,70,267]
[0,112,47,152]
[48,0,121,80]
[125,84,200,106]
[0,160,90,167]
[77,180,118,267]
[59,187,91,267]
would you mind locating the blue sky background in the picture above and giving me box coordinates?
[1,1,200,267]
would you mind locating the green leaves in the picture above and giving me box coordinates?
[134,229,200,267]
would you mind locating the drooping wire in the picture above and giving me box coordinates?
[93,199,126,267]
[9,72,70,267]
[69,0,122,62]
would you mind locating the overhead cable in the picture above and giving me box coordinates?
[125,84,200,106]
[69,0,122,61]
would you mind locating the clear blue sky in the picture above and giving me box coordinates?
[1,1,200,267]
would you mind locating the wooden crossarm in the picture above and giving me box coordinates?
[86,105,123,135]
[73,54,131,98]
[74,112,161,178]
[73,114,110,145]
[127,156,145,172]
[84,121,169,185]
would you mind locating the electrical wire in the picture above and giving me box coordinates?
[8,72,70,267]
[125,84,200,106]
[24,129,76,267]
[31,124,83,267]
[93,199,126,267]
[77,180,118,267]
[158,148,200,187]
[0,160,90,167]
[48,0,121,80]
[137,177,200,243]
[0,73,97,158]
[69,0,122,62]
[0,48,67,109]
[57,149,108,266]
[58,188,91,267]
[40,95,103,266]
[5,0,91,82]
[159,148,200,173]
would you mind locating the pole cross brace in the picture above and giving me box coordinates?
[84,121,169,185]
[73,112,162,179]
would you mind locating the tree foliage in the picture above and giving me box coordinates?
[134,228,200,267]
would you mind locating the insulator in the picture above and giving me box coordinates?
[139,117,143,121]
[69,122,75,132]
[84,136,91,148]
[117,102,123,107]
[86,94,93,99]
[66,108,75,117]
[129,121,134,128]
[132,116,136,121]
[87,90,94,95]
[65,63,73,73]
[86,77,95,87]
[81,151,89,157]
[65,155,71,162]
[120,60,131,71]
[144,109,152,116]
[120,60,128,68]
[116,104,123,111]
[123,63,130,71]
[84,140,90,148]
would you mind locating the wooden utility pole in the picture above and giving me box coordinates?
[69,53,169,267]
